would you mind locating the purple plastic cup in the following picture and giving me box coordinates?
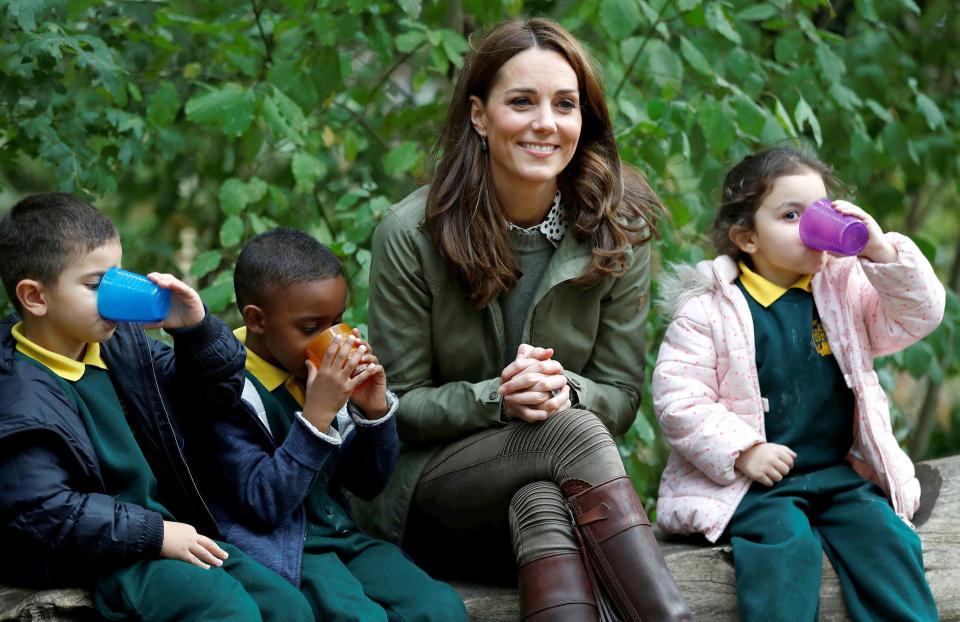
[97,267,172,323]
[798,198,868,256]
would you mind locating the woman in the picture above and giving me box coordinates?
[356,18,692,622]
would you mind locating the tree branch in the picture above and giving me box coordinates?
[251,0,273,68]
[612,0,673,100]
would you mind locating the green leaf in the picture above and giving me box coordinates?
[185,84,256,137]
[440,30,470,68]
[147,81,180,128]
[865,99,894,123]
[395,30,425,54]
[220,215,245,247]
[398,0,421,18]
[698,100,736,155]
[599,0,642,40]
[643,39,684,88]
[733,97,767,138]
[383,141,421,175]
[292,152,327,193]
[794,97,822,146]
[262,86,307,146]
[814,45,845,85]
[829,83,862,111]
[772,97,798,137]
[190,250,222,278]
[916,93,946,131]
[737,4,778,21]
[774,30,805,64]
[898,0,920,14]
[706,3,741,45]
[855,0,879,21]
[5,0,40,31]
[219,179,248,216]
[310,47,343,104]
[679,37,712,77]
[199,280,235,314]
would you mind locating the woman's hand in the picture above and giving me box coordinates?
[831,200,897,264]
[146,273,206,329]
[735,442,796,486]
[161,521,228,569]
[499,344,572,422]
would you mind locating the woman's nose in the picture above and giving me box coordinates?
[531,104,557,132]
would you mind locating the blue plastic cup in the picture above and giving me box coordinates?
[97,267,172,323]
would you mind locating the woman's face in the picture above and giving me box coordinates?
[470,47,582,193]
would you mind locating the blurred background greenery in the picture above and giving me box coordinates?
[1,0,957,507]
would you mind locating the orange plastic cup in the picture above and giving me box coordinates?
[304,323,372,389]
[305,323,355,368]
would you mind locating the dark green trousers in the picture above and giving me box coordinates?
[728,464,937,622]
[300,529,467,622]
[93,541,314,622]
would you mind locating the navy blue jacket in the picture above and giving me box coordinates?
[0,313,245,587]
[191,375,400,586]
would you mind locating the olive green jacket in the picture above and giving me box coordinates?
[352,187,651,544]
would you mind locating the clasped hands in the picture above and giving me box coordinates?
[498,344,572,423]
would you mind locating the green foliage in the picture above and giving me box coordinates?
[1,0,957,500]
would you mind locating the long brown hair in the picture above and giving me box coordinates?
[425,17,664,308]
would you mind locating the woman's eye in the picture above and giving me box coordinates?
[510,97,532,107]
[556,99,578,111]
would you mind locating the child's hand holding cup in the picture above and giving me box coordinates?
[305,323,370,383]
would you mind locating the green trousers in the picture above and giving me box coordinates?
[300,529,467,622]
[728,464,937,622]
[93,541,314,622]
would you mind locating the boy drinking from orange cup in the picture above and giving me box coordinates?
[191,227,466,621]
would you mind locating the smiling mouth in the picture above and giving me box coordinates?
[519,143,560,153]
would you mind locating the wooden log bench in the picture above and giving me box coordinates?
[3,454,958,621]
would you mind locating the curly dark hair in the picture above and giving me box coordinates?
[711,147,838,258]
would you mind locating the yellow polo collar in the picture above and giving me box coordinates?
[12,322,107,381]
[738,261,812,308]
[234,327,305,407]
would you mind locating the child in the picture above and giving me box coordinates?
[652,148,943,621]
[194,227,467,621]
[0,194,315,621]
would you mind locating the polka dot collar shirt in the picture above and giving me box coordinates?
[507,190,567,246]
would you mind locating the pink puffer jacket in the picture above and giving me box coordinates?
[653,233,945,542]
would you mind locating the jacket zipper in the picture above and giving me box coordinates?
[141,329,219,530]
[712,269,766,538]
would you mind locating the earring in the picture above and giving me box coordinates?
[479,136,487,152]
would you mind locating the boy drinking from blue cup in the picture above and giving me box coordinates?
[0,193,316,621]
[190,227,467,621]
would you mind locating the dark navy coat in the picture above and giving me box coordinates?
[0,313,244,587]
[191,375,400,586]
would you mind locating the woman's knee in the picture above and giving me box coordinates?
[509,481,578,566]
[519,409,623,480]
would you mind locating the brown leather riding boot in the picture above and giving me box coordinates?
[562,476,693,622]
[518,551,599,621]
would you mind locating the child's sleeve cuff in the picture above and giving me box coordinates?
[348,390,398,427]
[294,410,343,446]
